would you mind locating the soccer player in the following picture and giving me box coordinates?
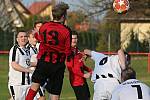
[26,2,71,100]
[66,30,93,100]
[8,31,32,100]
[26,30,46,100]
[33,21,43,32]
[33,21,43,41]
[111,67,150,100]
[84,49,130,100]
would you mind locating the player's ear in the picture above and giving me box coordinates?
[16,37,19,42]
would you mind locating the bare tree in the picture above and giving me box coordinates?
[0,0,23,32]
[70,0,113,17]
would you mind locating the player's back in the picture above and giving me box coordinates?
[91,51,121,82]
[112,79,150,100]
[37,21,71,62]
[39,21,71,53]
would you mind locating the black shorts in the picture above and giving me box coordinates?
[32,59,66,95]
[72,82,91,100]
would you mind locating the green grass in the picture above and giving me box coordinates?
[0,55,9,100]
[131,57,150,86]
[0,54,150,100]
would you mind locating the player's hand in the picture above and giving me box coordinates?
[84,49,91,56]
[79,51,88,61]
[26,68,34,73]
[30,62,37,67]
[83,72,91,78]
[90,71,93,75]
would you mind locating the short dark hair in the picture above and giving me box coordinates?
[33,21,43,28]
[121,67,136,82]
[71,29,78,36]
[16,30,26,37]
[52,2,69,20]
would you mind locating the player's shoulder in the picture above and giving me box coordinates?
[9,44,20,54]
[110,55,119,60]
[91,51,107,57]
[10,44,19,50]
[41,21,71,32]
[41,21,65,28]
[140,82,150,90]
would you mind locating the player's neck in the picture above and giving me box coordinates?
[53,20,61,23]
[30,44,36,48]
[53,18,65,24]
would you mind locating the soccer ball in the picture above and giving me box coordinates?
[113,0,130,14]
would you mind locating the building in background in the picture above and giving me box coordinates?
[28,1,52,18]
[105,0,150,50]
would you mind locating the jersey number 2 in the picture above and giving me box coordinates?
[131,85,143,99]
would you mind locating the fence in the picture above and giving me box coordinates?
[0,51,150,73]
[0,51,150,99]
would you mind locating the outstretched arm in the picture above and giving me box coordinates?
[118,49,126,70]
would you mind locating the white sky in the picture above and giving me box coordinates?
[22,0,82,11]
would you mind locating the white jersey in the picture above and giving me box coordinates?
[26,43,39,80]
[26,43,45,98]
[8,44,31,85]
[111,79,150,100]
[91,51,121,82]
[26,43,39,56]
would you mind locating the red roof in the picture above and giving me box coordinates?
[28,1,51,15]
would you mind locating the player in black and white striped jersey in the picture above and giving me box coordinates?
[84,49,130,100]
[26,30,46,100]
[8,31,33,100]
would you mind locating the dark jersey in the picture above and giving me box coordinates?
[37,21,72,62]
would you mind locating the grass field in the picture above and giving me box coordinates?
[0,54,150,100]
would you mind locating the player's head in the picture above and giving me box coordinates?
[16,31,28,46]
[124,51,131,66]
[33,21,43,32]
[27,30,37,46]
[52,2,69,24]
[71,30,78,47]
[121,67,136,82]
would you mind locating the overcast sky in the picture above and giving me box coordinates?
[22,0,82,11]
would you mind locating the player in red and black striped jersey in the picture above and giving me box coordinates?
[36,21,72,62]
[26,2,71,100]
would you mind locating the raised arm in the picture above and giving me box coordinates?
[118,49,126,70]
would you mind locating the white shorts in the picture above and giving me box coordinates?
[8,84,41,100]
[8,84,30,100]
[93,78,120,100]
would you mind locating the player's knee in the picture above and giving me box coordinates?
[31,82,40,91]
